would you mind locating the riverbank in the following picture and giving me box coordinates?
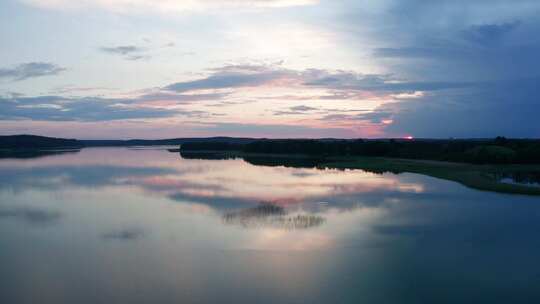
[179,150,540,195]
[321,157,540,196]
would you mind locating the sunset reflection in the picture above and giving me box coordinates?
[2,147,540,304]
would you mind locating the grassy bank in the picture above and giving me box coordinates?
[321,157,540,196]
[179,150,540,195]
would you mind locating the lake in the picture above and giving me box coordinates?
[1,147,540,304]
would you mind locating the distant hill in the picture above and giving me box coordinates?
[81,137,258,147]
[0,135,258,149]
[0,135,83,149]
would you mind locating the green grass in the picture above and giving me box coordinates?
[321,157,540,195]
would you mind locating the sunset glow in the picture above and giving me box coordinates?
[1,0,539,138]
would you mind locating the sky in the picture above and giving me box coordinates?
[1,0,539,139]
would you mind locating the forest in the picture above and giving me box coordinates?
[180,137,540,164]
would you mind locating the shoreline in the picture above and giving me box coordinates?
[322,156,540,196]
[179,150,540,196]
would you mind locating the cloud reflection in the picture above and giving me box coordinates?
[0,206,61,225]
[102,228,145,241]
[0,148,427,216]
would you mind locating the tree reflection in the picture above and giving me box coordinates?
[0,149,80,159]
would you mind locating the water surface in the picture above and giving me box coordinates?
[1,147,540,303]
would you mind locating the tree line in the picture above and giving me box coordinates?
[180,137,540,164]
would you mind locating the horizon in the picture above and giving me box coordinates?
[1,1,540,138]
[3,133,540,141]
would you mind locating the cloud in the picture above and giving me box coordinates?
[141,92,227,102]
[318,114,354,122]
[6,0,540,138]
[306,74,471,92]
[331,0,540,137]
[100,45,141,55]
[164,64,294,92]
[368,77,540,138]
[0,91,224,121]
[461,22,521,46]
[290,105,317,112]
[274,105,319,115]
[49,85,118,95]
[355,110,394,124]
[21,0,317,13]
[0,96,176,121]
[374,47,459,59]
[368,3,540,81]
[100,45,149,61]
[165,64,470,94]
[312,111,392,125]
[0,62,65,81]
[0,61,476,137]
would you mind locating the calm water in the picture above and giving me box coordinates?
[1,147,540,304]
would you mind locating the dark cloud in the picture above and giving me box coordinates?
[0,91,225,121]
[356,110,394,124]
[0,62,65,81]
[319,114,353,121]
[290,105,318,112]
[303,71,472,92]
[334,0,540,137]
[317,92,368,100]
[373,78,540,137]
[273,110,305,116]
[461,22,521,46]
[318,111,383,123]
[164,65,291,92]
[138,92,227,102]
[374,47,460,59]
[341,1,540,83]
[0,96,176,121]
[164,64,470,94]
[274,105,319,116]
[100,45,142,55]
